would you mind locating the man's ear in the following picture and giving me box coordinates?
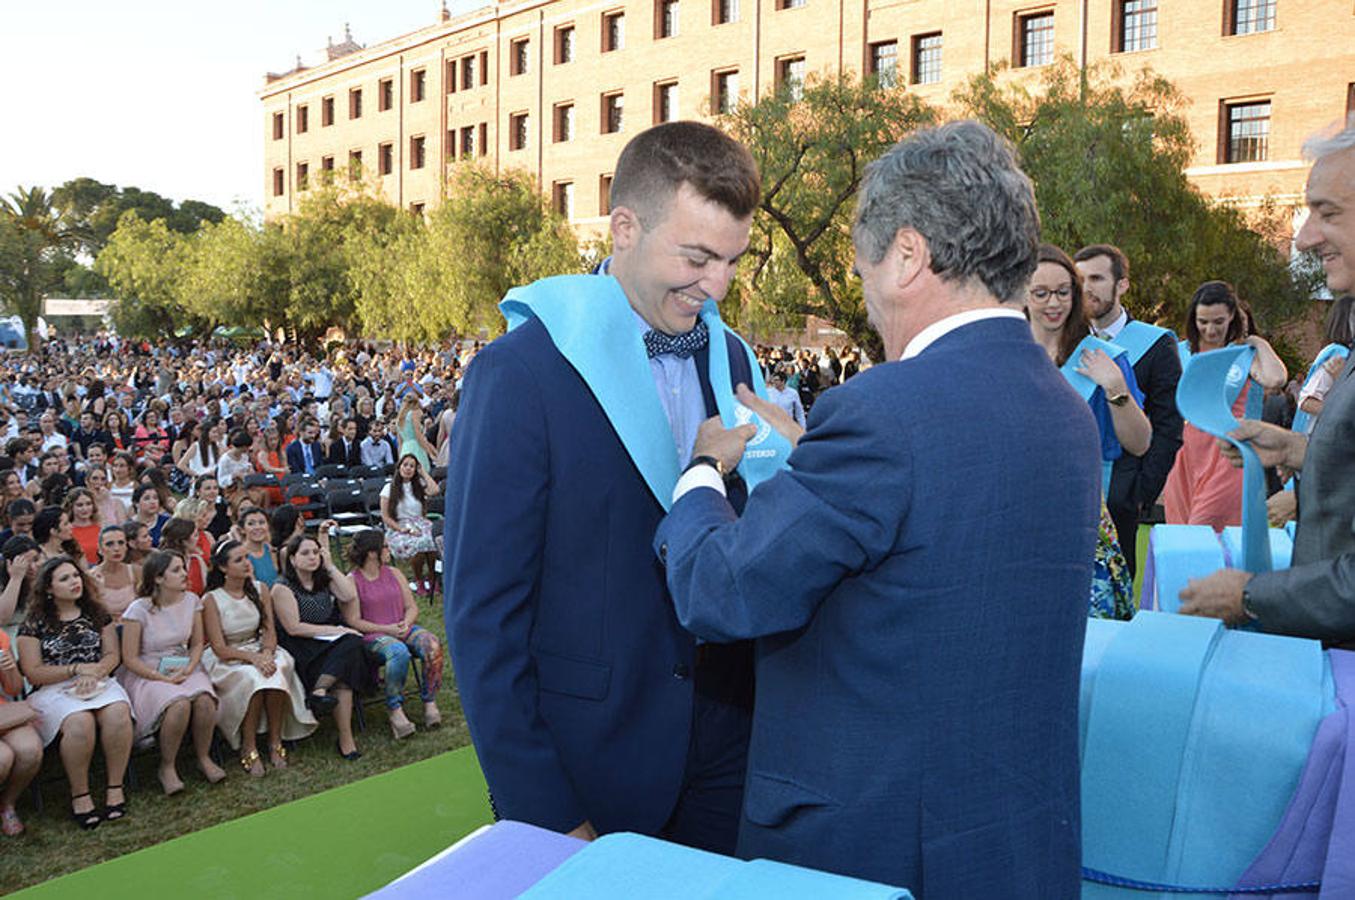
[610,205,641,253]
[890,228,932,291]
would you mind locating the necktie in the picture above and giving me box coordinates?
[644,320,709,360]
[304,444,313,472]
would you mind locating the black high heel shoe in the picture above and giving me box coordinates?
[70,793,101,830]
[103,785,127,822]
[336,740,362,761]
[306,691,338,716]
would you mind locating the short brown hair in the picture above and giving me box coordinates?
[1073,244,1130,284]
[610,121,760,226]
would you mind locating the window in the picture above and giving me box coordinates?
[479,51,489,86]
[411,68,426,102]
[410,135,426,170]
[461,125,477,158]
[510,38,529,76]
[713,0,739,24]
[478,122,488,155]
[554,102,575,142]
[1229,0,1276,35]
[870,41,898,88]
[655,80,678,123]
[603,92,625,133]
[446,59,458,93]
[713,69,739,115]
[322,96,335,126]
[272,167,285,196]
[1017,11,1054,67]
[411,203,425,216]
[553,181,575,219]
[912,32,942,84]
[658,0,679,38]
[272,112,284,140]
[296,162,309,191]
[379,77,394,111]
[297,105,310,133]
[1348,83,1355,119]
[348,149,363,177]
[1224,100,1270,163]
[379,142,394,175]
[779,0,805,8]
[603,11,625,52]
[349,87,363,119]
[509,112,529,150]
[555,25,575,64]
[777,55,806,102]
[599,174,613,214]
[321,155,335,172]
[462,55,478,90]
[1117,1,1157,52]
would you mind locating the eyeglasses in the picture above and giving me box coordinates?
[1028,286,1073,302]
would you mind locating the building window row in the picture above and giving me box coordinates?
[449,50,490,93]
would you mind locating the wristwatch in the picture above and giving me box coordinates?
[1107,391,1130,407]
[1241,585,1259,621]
[684,454,728,478]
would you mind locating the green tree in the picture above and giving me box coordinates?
[95,212,201,338]
[956,58,1313,336]
[0,186,80,348]
[720,72,936,359]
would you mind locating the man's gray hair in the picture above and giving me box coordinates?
[1303,112,1355,162]
[854,120,1041,303]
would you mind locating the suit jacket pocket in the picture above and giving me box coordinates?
[535,649,611,701]
[743,771,837,828]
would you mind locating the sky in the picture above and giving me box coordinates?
[1,1,470,214]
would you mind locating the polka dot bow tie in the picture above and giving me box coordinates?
[643,320,709,360]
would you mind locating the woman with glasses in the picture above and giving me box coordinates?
[1026,244,1148,620]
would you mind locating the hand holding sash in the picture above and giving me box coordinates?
[692,417,758,474]
[1217,420,1307,472]
[734,384,805,448]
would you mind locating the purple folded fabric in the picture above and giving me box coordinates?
[365,820,586,899]
[1231,650,1355,899]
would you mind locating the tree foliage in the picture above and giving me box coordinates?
[955,58,1315,335]
[720,73,935,359]
[0,186,81,348]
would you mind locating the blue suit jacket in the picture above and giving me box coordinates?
[443,314,754,837]
[285,439,322,475]
[655,317,1100,898]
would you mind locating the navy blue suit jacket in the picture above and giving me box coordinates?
[443,314,754,837]
[655,317,1100,898]
[285,439,322,475]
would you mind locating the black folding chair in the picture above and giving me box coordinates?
[284,482,327,521]
[315,463,348,480]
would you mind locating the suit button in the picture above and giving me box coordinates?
[658,543,668,563]
[672,663,690,680]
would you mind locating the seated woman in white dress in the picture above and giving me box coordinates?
[16,556,133,829]
[201,539,317,776]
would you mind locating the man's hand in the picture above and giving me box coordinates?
[735,384,805,448]
[1323,355,1347,378]
[1266,490,1297,527]
[566,820,598,842]
[1218,420,1306,472]
[1179,569,1253,626]
[692,417,757,475]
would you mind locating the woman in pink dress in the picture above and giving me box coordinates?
[1163,281,1287,531]
[117,550,223,795]
[91,526,141,620]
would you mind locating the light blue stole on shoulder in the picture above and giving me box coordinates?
[1291,342,1350,434]
[499,274,791,511]
[1060,335,1130,495]
[1112,319,1174,367]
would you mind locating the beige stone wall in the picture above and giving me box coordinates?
[261,1,1355,223]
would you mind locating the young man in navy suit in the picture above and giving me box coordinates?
[444,122,762,853]
[657,121,1101,897]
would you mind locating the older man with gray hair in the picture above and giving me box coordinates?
[654,120,1100,897]
[1182,115,1355,648]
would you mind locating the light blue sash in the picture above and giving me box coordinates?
[1290,342,1350,434]
[1177,338,1192,367]
[1060,335,1130,495]
[1112,320,1174,366]
[1080,612,1332,897]
[499,275,789,510]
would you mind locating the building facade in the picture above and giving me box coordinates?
[261,1,1355,227]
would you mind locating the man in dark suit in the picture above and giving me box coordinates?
[1074,244,1183,576]
[444,122,763,853]
[327,417,362,468]
[285,418,324,476]
[1182,123,1355,649]
[655,121,1099,897]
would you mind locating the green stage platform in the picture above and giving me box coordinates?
[13,748,492,900]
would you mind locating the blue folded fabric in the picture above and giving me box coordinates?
[520,832,913,899]
[1143,525,1226,613]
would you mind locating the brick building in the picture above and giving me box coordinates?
[260,1,1354,229]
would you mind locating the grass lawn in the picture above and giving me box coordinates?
[0,558,474,896]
